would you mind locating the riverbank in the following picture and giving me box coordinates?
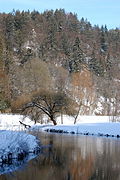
[0,114,120,139]
[0,130,40,166]
[30,122,120,138]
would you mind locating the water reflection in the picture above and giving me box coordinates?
[0,154,37,175]
[1,133,120,180]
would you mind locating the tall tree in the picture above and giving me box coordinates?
[69,37,85,72]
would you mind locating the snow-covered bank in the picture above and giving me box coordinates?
[0,130,40,165]
[31,123,120,138]
[0,114,120,139]
[0,114,119,130]
[29,115,120,138]
[0,114,34,130]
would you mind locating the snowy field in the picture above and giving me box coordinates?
[0,114,119,130]
[56,115,117,124]
[30,115,120,138]
[0,114,34,131]
[0,114,120,138]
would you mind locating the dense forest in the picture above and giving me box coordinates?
[0,9,120,123]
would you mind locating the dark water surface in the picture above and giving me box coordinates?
[0,132,120,180]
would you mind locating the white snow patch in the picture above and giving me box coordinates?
[114,78,120,83]
[0,114,34,131]
[0,130,40,174]
[0,114,120,138]
[0,130,39,159]
[56,115,114,125]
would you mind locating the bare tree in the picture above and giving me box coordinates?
[71,67,96,124]
[21,90,75,125]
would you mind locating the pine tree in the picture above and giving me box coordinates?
[69,37,84,72]
[89,50,104,76]
[100,26,108,52]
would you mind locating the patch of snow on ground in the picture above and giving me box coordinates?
[56,115,114,125]
[0,114,34,130]
[0,130,40,175]
[27,114,120,137]
[0,131,39,158]
[0,114,120,138]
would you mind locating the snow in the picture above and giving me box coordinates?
[0,114,34,131]
[39,123,120,137]
[30,115,120,138]
[56,115,113,124]
[0,130,40,174]
[0,113,119,174]
[0,115,40,174]
[114,78,120,83]
[0,131,40,159]
[0,114,120,138]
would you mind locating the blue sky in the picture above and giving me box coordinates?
[0,0,120,29]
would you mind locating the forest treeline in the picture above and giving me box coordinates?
[0,9,119,123]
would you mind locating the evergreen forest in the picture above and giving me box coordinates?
[0,9,119,123]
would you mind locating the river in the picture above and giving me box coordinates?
[1,132,120,180]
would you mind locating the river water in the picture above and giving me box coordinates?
[1,132,120,180]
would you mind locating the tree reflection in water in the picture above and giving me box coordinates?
[1,133,120,180]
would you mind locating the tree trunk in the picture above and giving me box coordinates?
[61,112,63,124]
[74,103,81,124]
[50,115,57,125]
[52,119,57,125]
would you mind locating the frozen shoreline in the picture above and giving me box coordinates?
[30,122,120,138]
[0,114,120,151]
[29,115,120,138]
[0,114,120,138]
[0,130,40,166]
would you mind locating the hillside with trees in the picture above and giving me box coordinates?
[0,9,119,124]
